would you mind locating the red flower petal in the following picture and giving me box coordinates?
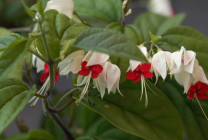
[78,69,91,76]
[133,76,141,83]
[140,63,151,73]
[197,94,208,99]
[143,72,153,79]
[134,65,141,72]
[81,61,90,70]
[196,81,206,90]
[91,72,99,79]
[92,65,103,73]
[126,71,139,80]
[188,92,195,100]
[40,73,49,82]
[55,71,59,83]
[197,85,208,94]
[44,63,49,73]
[188,85,196,94]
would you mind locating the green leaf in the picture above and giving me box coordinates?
[37,0,44,17]
[73,0,122,22]
[0,79,36,134]
[35,9,90,59]
[106,23,144,83]
[5,129,56,140]
[0,33,24,51]
[21,0,35,18]
[149,31,161,44]
[30,0,48,12]
[0,38,28,79]
[158,26,208,77]
[73,28,147,62]
[0,27,11,36]
[74,80,184,140]
[157,78,208,140]
[134,12,185,41]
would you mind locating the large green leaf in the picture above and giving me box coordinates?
[0,39,28,79]
[157,78,208,140]
[35,9,90,59]
[5,129,56,140]
[73,28,147,62]
[73,0,122,22]
[134,12,185,41]
[74,80,184,140]
[159,26,208,77]
[106,23,144,83]
[0,78,36,134]
[0,33,24,51]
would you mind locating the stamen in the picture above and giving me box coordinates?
[76,75,91,104]
[195,94,208,121]
[144,81,148,108]
[140,76,144,101]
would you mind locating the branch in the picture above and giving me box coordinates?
[28,48,47,62]
[43,99,74,140]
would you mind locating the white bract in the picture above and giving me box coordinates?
[96,62,122,98]
[147,0,173,16]
[58,50,85,75]
[151,49,172,83]
[170,46,208,93]
[46,0,74,19]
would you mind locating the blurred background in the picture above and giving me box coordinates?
[0,0,208,139]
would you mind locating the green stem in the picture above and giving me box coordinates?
[38,22,52,60]
[34,93,47,99]
[9,27,32,32]
[26,70,35,85]
[73,10,91,27]
[54,88,81,108]
[43,99,74,140]
[53,98,75,113]
[28,48,47,62]
[67,102,75,128]
[47,64,55,95]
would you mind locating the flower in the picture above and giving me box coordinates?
[147,0,175,16]
[170,46,208,93]
[40,63,59,83]
[96,62,122,98]
[188,81,208,100]
[45,0,74,19]
[58,50,85,75]
[151,49,172,83]
[126,63,153,108]
[76,51,109,103]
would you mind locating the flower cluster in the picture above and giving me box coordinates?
[32,0,208,109]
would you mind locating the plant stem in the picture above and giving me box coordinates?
[16,116,29,132]
[67,102,75,128]
[38,22,52,60]
[47,64,55,95]
[26,70,35,85]
[9,27,32,32]
[73,10,91,27]
[28,48,47,62]
[121,1,128,27]
[43,99,74,140]
[53,98,75,113]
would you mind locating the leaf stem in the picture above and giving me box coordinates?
[9,27,33,32]
[28,48,47,62]
[73,10,91,27]
[53,88,81,109]
[121,1,128,27]
[43,99,74,140]
[53,98,75,113]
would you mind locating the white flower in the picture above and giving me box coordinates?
[46,0,74,19]
[151,49,172,83]
[147,0,174,17]
[96,62,122,98]
[170,46,208,93]
[58,50,85,75]
[75,51,109,103]
[128,45,148,71]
